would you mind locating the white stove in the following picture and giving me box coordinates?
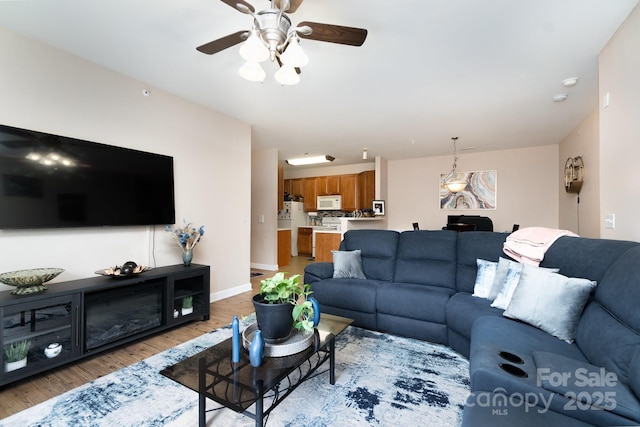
[320,217,342,229]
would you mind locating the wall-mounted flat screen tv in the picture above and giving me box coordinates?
[0,123,175,229]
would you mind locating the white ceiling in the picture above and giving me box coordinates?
[0,0,637,169]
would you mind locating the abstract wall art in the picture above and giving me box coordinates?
[439,170,497,210]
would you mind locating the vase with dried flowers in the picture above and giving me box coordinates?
[166,220,205,266]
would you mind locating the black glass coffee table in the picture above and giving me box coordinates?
[160,313,353,427]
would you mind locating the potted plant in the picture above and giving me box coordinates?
[4,339,30,372]
[253,272,317,343]
[181,296,194,316]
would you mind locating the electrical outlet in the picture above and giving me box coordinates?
[604,214,615,229]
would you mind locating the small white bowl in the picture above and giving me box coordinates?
[44,343,62,358]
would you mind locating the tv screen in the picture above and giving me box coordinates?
[0,123,175,229]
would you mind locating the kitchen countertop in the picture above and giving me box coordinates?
[277,228,291,231]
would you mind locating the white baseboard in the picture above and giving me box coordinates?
[250,263,278,271]
[210,282,252,303]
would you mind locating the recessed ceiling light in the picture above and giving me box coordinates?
[553,93,568,102]
[562,77,579,87]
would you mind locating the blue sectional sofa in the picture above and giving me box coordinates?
[304,229,640,426]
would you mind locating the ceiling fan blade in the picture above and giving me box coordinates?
[275,0,304,13]
[219,0,255,13]
[297,21,368,46]
[196,31,247,55]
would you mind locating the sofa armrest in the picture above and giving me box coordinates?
[304,262,334,283]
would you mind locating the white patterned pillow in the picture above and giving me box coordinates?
[473,259,498,299]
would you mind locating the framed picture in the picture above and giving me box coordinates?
[372,200,385,216]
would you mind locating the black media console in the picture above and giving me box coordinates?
[0,264,210,386]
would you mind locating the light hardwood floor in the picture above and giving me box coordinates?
[0,256,312,420]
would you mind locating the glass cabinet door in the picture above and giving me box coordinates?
[1,294,79,383]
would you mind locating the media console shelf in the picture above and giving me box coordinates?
[0,264,210,386]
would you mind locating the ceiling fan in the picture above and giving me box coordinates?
[196,0,368,84]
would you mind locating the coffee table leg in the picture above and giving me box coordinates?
[199,357,206,427]
[330,337,336,385]
[255,379,264,427]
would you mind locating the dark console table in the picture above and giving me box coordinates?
[0,264,210,387]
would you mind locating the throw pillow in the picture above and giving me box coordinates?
[504,264,596,342]
[332,250,367,279]
[490,261,524,309]
[472,259,498,299]
[488,257,513,300]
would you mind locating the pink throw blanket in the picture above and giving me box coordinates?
[503,227,578,266]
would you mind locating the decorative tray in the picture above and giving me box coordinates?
[242,323,315,357]
[95,265,151,278]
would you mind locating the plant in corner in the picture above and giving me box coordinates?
[4,339,31,372]
[253,272,317,343]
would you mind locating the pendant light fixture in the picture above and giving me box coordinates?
[444,137,467,193]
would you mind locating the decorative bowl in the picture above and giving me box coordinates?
[95,264,150,279]
[0,268,64,295]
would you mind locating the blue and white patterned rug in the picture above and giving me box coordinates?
[1,318,470,426]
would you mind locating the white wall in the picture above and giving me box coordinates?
[251,148,279,270]
[0,27,252,298]
[387,145,559,232]
[599,3,640,241]
[559,109,600,237]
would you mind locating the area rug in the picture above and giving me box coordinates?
[0,318,470,427]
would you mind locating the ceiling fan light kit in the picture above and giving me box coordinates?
[286,155,335,166]
[198,0,368,85]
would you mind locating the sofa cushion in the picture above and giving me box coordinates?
[456,231,511,293]
[473,259,497,299]
[340,230,399,281]
[332,249,366,279]
[504,265,596,342]
[309,277,383,314]
[377,282,454,324]
[540,235,638,282]
[576,245,640,383]
[533,351,640,422]
[394,230,457,289]
[446,292,504,341]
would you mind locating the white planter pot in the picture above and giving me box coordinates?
[181,307,193,316]
[5,357,27,372]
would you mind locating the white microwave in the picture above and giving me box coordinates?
[317,195,342,210]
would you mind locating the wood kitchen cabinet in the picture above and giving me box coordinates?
[317,175,341,195]
[291,179,303,197]
[278,229,291,267]
[340,174,358,211]
[357,170,376,210]
[315,232,342,262]
[302,178,317,211]
[297,227,312,256]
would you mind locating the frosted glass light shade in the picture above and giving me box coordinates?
[280,38,308,67]
[239,31,270,63]
[274,64,300,85]
[239,61,266,82]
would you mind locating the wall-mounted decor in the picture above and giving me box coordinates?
[439,170,496,210]
[373,200,385,216]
